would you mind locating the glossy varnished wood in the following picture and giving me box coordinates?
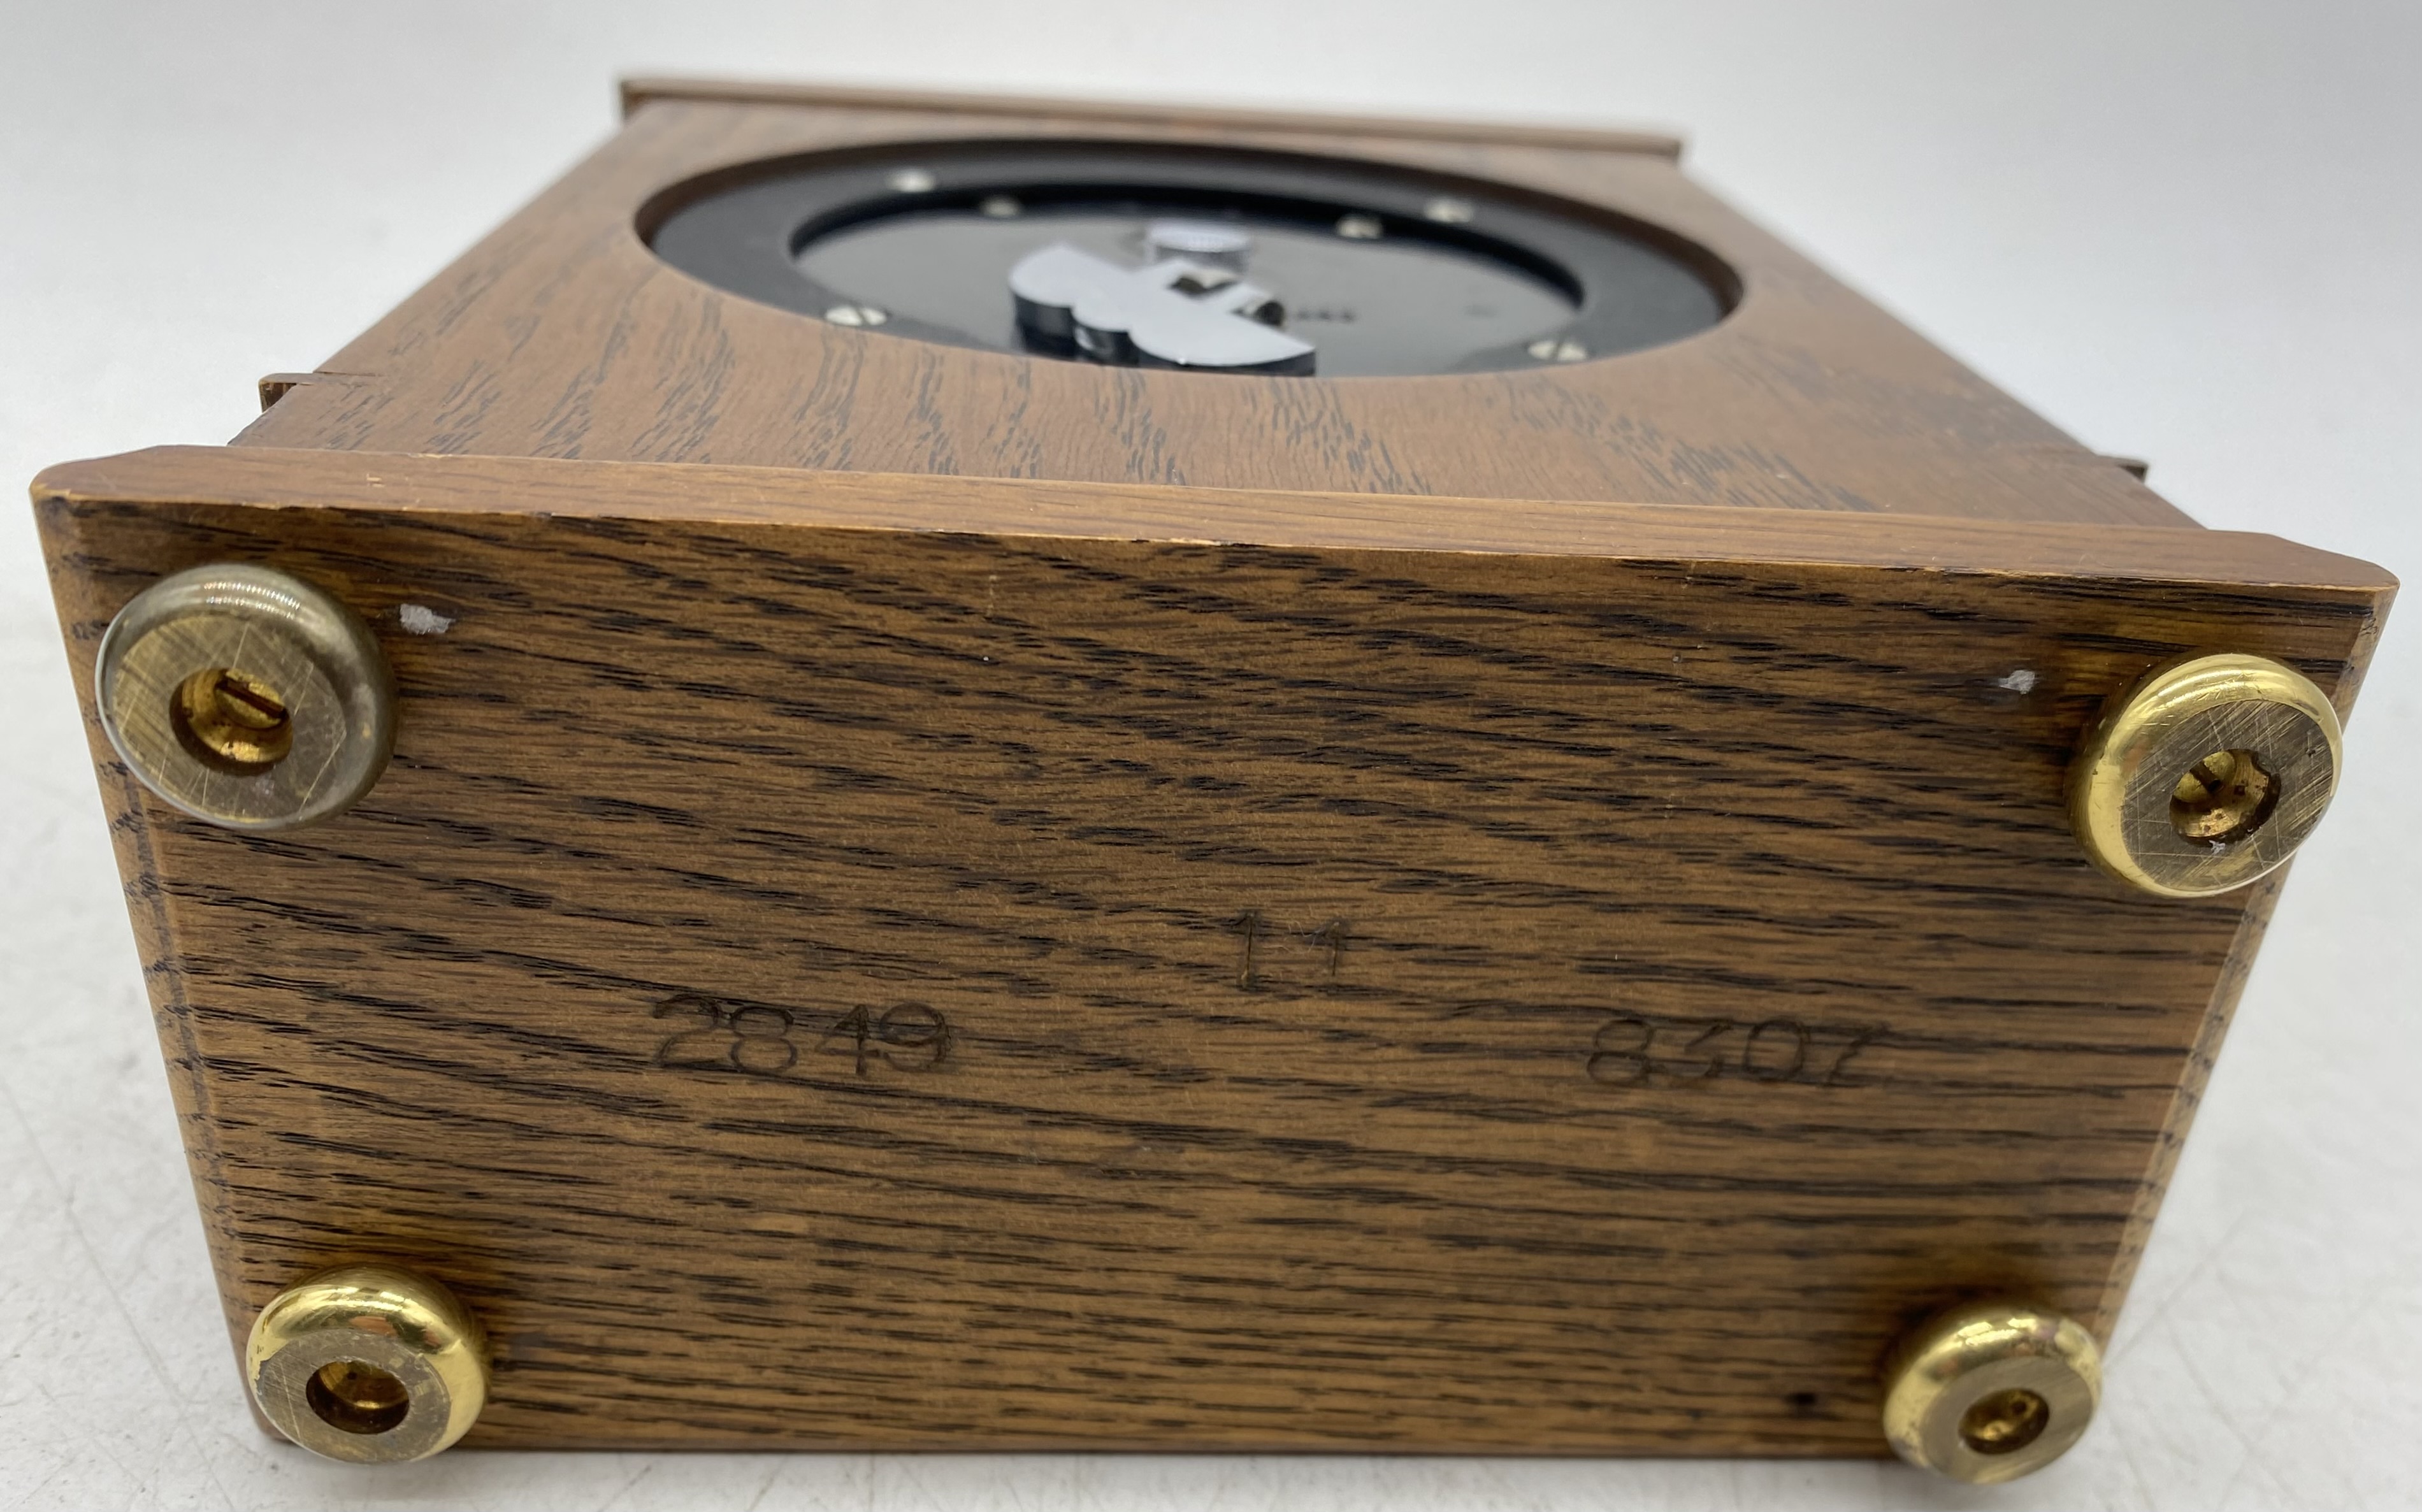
[32,447,2393,1452]
[234,84,2192,527]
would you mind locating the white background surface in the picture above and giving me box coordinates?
[3,3,2418,1508]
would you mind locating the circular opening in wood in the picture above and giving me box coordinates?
[1957,1387,2051,1457]
[2170,747,2278,845]
[169,665,294,774]
[305,1359,412,1436]
[644,141,1736,378]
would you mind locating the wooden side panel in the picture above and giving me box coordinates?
[32,453,2390,1453]
[2090,867,2282,1335]
[34,542,265,1397]
[233,91,2191,528]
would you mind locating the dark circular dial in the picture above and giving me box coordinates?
[645,142,1734,378]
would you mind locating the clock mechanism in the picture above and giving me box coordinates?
[646,143,1732,377]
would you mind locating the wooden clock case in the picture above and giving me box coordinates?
[29,78,2395,1455]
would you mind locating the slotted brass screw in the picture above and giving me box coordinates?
[96,563,393,830]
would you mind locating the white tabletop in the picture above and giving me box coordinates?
[4,3,2416,1508]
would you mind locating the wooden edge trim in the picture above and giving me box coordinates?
[31,445,2399,597]
[2090,868,2284,1339]
[616,75,1687,161]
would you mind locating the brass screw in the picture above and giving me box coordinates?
[246,1264,489,1464]
[96,563,394,831]
[1881,1300,2101,1484]
[2068,652,2342,898]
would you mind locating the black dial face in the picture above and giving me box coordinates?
[645,143,1734,378]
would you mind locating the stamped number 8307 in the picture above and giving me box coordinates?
[1587,1013,1880,1090]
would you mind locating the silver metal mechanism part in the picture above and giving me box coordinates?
[1009,241,1315,375]
[1143,219,1255,271]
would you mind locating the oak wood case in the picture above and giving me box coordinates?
[30,81,2397,1455]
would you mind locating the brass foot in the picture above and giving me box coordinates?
[2069,652,2341,897]
[1881,1300,2101,1484]
[96,563,394,831]
[245,1264,488,1464]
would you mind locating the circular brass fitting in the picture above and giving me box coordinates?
[1882,1300,2101,1484]
[96,563,394,831]
[245,1264,489,1464]
[2068,652,2342,898]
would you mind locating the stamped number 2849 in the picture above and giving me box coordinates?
[652,993,952,1079]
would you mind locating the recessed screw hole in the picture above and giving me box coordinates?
[170,666,292,774]
[305,1359,411,1436]
[1959,1387,2049,1456]
[2171,746,2277,844]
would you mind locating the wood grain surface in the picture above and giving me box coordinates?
[617,76,1693,158]
[32,447,2394,1453]
[233,87,2193,528]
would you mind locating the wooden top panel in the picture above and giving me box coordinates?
[234,86,2193,528]
[617,76,1691,157]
